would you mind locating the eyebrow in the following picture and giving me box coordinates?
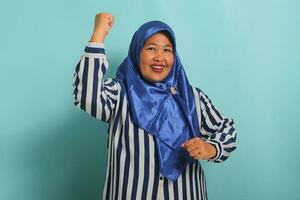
[145,42,173,48]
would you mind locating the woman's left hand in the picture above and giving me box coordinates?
[181,137,217,160]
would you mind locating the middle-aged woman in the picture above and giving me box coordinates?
[73,12,237,200]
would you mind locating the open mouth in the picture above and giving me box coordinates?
[150,65,164,73]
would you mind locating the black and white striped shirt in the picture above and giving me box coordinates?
[73,42,237,200]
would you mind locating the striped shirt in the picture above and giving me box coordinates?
[73,42,237,200]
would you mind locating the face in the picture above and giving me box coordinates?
[139,32,174,83]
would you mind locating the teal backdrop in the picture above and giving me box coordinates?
[1,0,299,199]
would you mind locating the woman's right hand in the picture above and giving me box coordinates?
[89,12,114,43]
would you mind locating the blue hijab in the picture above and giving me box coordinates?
[116,21,201,180]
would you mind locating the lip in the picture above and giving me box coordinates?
[150,63,165,67]
[150,65,164,73]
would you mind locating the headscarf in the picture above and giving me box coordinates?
[116,21,201,181]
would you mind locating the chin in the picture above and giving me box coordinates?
[144,76,164,83]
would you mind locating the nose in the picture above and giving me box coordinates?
[153,50,164,62]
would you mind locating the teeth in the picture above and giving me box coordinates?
[151,66,163,69]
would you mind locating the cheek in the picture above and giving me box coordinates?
[139,53,149,75]
[139,53,145,66]
[139,53,146,68]
[139,63,147,76]
[140,52,151,67]
[167,55,174,68]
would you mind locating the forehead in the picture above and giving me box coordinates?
[144,32,173,46]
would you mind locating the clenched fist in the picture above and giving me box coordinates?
[89,12,114,43]
[181,137,217,160]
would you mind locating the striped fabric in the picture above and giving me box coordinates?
[73,42,237,200]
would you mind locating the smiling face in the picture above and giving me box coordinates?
[139,32,174,83]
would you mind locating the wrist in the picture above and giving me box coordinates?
[89,31,106,43]
[208,143,217,159]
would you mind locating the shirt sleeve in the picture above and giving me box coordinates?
[195,88,237,163]
[72,42,121,122]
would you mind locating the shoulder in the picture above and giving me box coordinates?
[190,85,204,97]
[190,85,213,105]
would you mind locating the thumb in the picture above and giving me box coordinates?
[181,142,186,148]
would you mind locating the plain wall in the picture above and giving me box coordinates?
[1,0,299,199]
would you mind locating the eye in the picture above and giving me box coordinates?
[146,47,156,51]
[164,48,173,53]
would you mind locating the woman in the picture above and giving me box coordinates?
[73,13,237,200]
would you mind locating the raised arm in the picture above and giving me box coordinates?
[73,13,121,122]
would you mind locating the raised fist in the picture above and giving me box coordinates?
[90,12,114,43]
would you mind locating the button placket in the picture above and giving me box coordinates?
[158,175,164,200]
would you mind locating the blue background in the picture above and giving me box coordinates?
[1,0,299,199]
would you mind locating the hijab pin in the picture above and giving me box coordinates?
[170,86,177,95]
